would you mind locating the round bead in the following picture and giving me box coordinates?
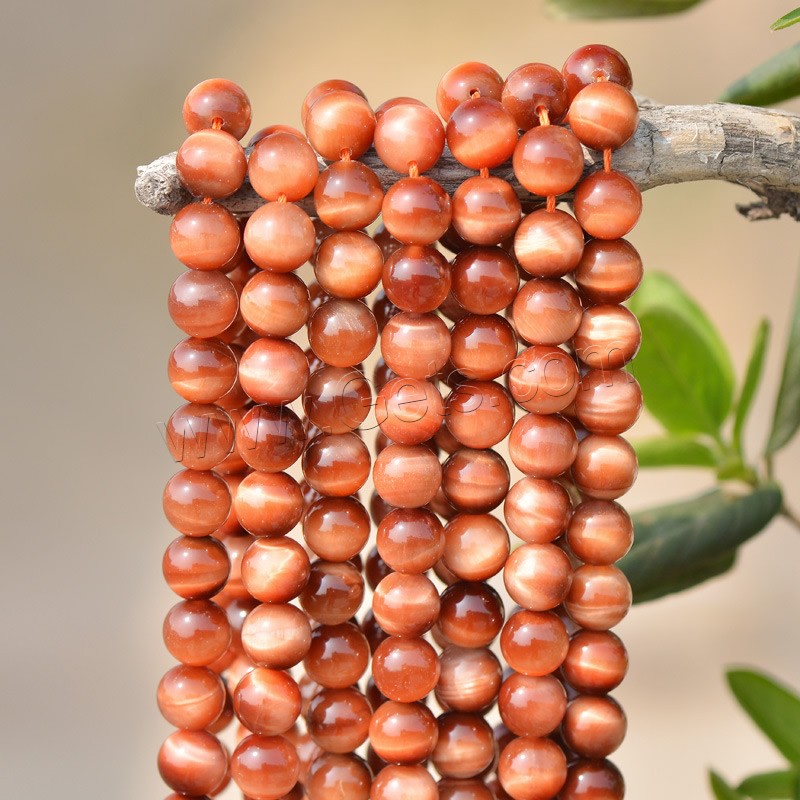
[382,178,452,246]
[231,734,299,800]
[166,403,234,471]
[369,701,438,764]
[445,380,515,449]
[305,91,376,160]
[376,96,425,120]
[498,673,566,737]
[300,559,364,624]
[168,270,239,338]
[241,537,310,603]
[503,543,573,611]
[303,622,370,688]
[381,312,451,379]
[303,366,371,435]
[562,44,633,102]
[170,202,241,271]
[508,345,579,414]
[157,665,226,730]
[373,443,442,508]
[177,129,247,199]
[437,779,495,800]
[183,79,251,140]
[308,299,378,367]
[500,610,569,676]
[241,603,312,668]
[575,238,642,304]
[307,687,372,753]
[315,231,383,299]
[238,338,309,405]
[452,177,522,246]
[373,636,440,702]
[307,753,372,800]
[302,80,368,126]
[567,500,633,565]
[376,377,444,445]
[373,572,440,637]
[442,514,509,581]
[450,315,517,381]
[576,368,642,435]
[233,668,301,735]
[504,477,572,544]
[498,736,567,800]
[244,202,315,272]
[168,337,237,404]
[240,270,310,338]
[447,97,518,169]
[565,565,632,630]
[382,245,451,313]
[574,170,642,240]
[248,132,319,201]
[371,764,438,800]
[513,125,584,197]
[568,82,639,151]
[302,433,371,497]
[514,209,584,278]
[163,469,231,536]
[442,449,509,514]
[235,405,305,473]
[158,729,229,796]
[451,247,518,313]
[508,413,578,478]
[572,434,638,500]
[512,278,582,346]
[563,696,627,758]
[377,508,444,573]
[502,63,569,129]
[374,102,445,174]
[163,599,231,667]
[314,160,384,230]
[560,758,625,800]
[249,123,305,146]
[163,535,230,599]
[573,305,641,370]
[436,646,502,713]
[432,713,496,779]
[562,630,628,694]
[439,582,504,648]
[437,62,504,120]
[303,496,370,561]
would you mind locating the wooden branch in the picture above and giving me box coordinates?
[135,101,800,222]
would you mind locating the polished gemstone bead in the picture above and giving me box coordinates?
[158,729,229,796]
[369,701,438,764]
[168,338,237,404]
[450,315,517,381]
[507,344,580,414]
[562,629,628,694]
[437,778,496,800]
[498,673,566,737]
[302,80,368,126]
[502,63,569,129]
[575,369,642,435]
[315,231,383,299]
[376,96,425,120]
[163,469,231,537]
[574,171,642,240]
[514,208,584,278]
[447,97,518,169]
[432,712,496,779]
[307,687,372,753]
[301,559,364,624]
[163,535,230,599]
[304,90,376,160]
[445,380,515,450]
[373,636,440,702]
[240,536,310,603]
[314,160,384,230]
[562,44,633,102]
[239,338,309,406]
[452,177,522,246]
[382,245,451,312]
[235,405,305,473]
[371,764,438,800]
[439,582,504,648]
[377,507,444,574]
[231,734,299,800]
[563,695,627,758]
[233,668,301,735]
[163,599,231,667]
[303,496,370,561]
[568,82,639,151]
[442,514,509,581]
[244,201,316,272]
[572,434,638,500]
[508,413,578,478]
[374,102,445,174]
[437,62,504,120]
[239,270,309,338]
[573,305,641,370]
[503,543,573,611]
[373,443,442,508]
[376,377,444,445]
[166,403,234,471]
[303,366,371,435]
[302,433,371,497]
[177,128,247,199]
[170,202,241,271]
[560,758,625,800]
[442,449,509,514]
[169,270,239,339]
[500,610,569,676]
[373,572,440,637]
[436,646,502,713]
[308,299,378,368]
[498,736,567,800]
[513,125,584,197]
[450,247,518,313]
[157,664,226,730]
[183,78,251,140]
[504,477,572,544]
[575,238,642,304]
[303,621,370,688]
[241,603,312,668]
[565,565,631,630]
[512,278,582,346]
[306,752,372,800]
[567,500,633,565]
[382,178,452,246]
[381,312,451,379]
[249,132,319,201]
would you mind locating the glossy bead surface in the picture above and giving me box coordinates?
[158,729,229,796]
[450,315,516,381]
[512,278,582,346]
[376,377,444,445]
[451,247,518,313]
[513,126,584,197]
[575,369,642,435]
[163,535,230,599]
[303,496,370,561]
[498,736,567,800]
[373,443,442,508]
[500,610,568,676]
[183,78,251,139]
[432,713,496,779]
[235,405,305,473]
[248,132,319,201]
[452,178,522,247]
[307,687,372,753]
[514,209,584,278]
[377,508,444,573]
[562,44,633,101]
[439,582,504,648]
[369,701,438,764]
[372,572,440,637]
[572,434,638,500]
[565,565,631,630]
[373,636,440,702]
[233,668,301,735]
[157,664,226,730]
[302,79,368,126]
[437,62,504,120]
[231,734,299,800]
[371,764,438,800]
[436,646,502,713]
[563,696,627,758]
[381,312,451,379]
[560,758,625,800]
[437,779,495,800]
[502,63,569,129]
[567,500,633,565]
[445,381,514,449]
[308,299,378,368]
[315,231,383,299]
[573,305,641,370]
[170,202,241,271]
[504,477,572,544]
[382,178,452,246]
[240,270,310,338]
[562,630,628,694]
[168,338,237,404]
[302,433,371,497]
[447,97,518,169]
[244,202,316,272]
[163,600,231,667]
[508,344,580,414]
[314,160,384,230]
[241,603,312,668]
[304,622,370,688]
[442,449,509,514]
[303,366,371,435]
[163,469,231,537]
[499,673,566,737]
[375,102,445,173]
[382,245,451,313]
[177,128,247,199]
[239,338,309,406]
[169,270,239,339]
[574,171,642,240]
[241,537,310,603]
[306,753,372,800]
[504,543,572,611]
[305,90,376,160]
[509,413,578,478]
[575,238,642,304]
[442,514,509,581]
[568,82,639,151]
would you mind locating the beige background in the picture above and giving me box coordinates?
[1,0,799,797]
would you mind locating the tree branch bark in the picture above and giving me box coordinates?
[135,101,800,221]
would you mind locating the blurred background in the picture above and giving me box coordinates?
[1,0,798,797]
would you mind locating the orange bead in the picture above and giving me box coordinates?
[238,338,309,405]
[302,80,367,127]
[163,535,230,599]
[240,536,310,603]
[303,366,371,435]
[376,96,425,120]
[567,500,633,565]
[504,477,572,544]
[373,572,441,637]
[513,125,584,197]
[441,449,510,514]
[382,245,452,313]
[373,443,442,509]
[575,369,642,435]
[432,713,496,779]
[306,753,371,800]
[439,582,505,648]
[442,514,509,581]
[303,496,370,562]
[450,315,517,381]
[231,734,299,800]
[562,44,633,102]
[166,403,234,471]
[244,202,316,272]
[314,160,384,230]
[170,202,241,271]
[562,695,627,758]
[233,668,301,735]
[565,565,631,630]
[376,377,444,445]
[302,433,371,497]
[377,507,444,574]
[560,758,625,800]
[157,664,226,730]
[163,599,231,667]
[447,97,518,170]
[382,178,452,246]
[183,78,251,140]
[304,621,370,689]
[381,312,451,379]
[307,687,372,753]
[452,176,522,246]
[514,209,584,278]
[507,345,579,414]
[315,231,383,299]
[500,610,568,677]
[248,124,305,146]
[240,270,310,338]
[502,63,569,129]
[498,736,567,800]
[575,238,642,304]
[450,247,519,313]
[248,132,319,201]
[573,305,641,370]
[512,278,582,346]
[574,170,642,240]
[158,729,229,796]
[168,270,239,339]
[445,380,515,449]
[369,701,439,764]
[438,779,495,800]
[435,646,502,713]
[437,62,504,121]
[304,90,376,160]
[508,413,578,478]
[371,764,438,800]
[562,629,629,694]
[177,128,247,199]
[374,102,445,174]
[169,336,238,403]
[373,636,440,702]
[241,602,312,668]
[503,543,573,611]
[163,469,231,536]
[498,673,566,738]
[572,434,638,500]
[568,82,639,151]
[235,405,305,473]
[308,299,378,368]
[301,559,364,624]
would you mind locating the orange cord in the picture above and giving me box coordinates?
[603,149,612,172]
[536,105,550,127]
[211,117,223,130]
[408,162,419,178]
[277,193,287,204]
[546,196,556,213]
[479,167,489,179]
[340,148,352,162]
[470,88,481,99]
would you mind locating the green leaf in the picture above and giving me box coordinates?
[733,320,771,455]
[766,274,800,455]
[711,770,747,800]
[621,485,783,603]
[728,670,800,764]
[738,769,799,799]
[545,0,705,18]
[634,436,717,468]
[720,43,800,106]
[771,8,800,30]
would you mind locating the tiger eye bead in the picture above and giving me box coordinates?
[240,537,310,603]
[302,433,371,497]
[307,687,372,753]
[439,582,504,648]
[373,572,440,637]
[303,367,371,435]
[163,535,230,599]
[244,202,316,272]
[239,271,308,339]
[177,129,247,199]
[561,758,625,800]
[233,668,301,735]
[498,673,566,738]
[315,231,383,299]
[382,245,451,313]
[437,62,504,120]
[445,380,515,449]
[372,764,438,800]
[248,132,319,201]
[169,270,239,339]
[451,247,518,313]
[452,177,522,247]
[376,96,425,119]
[442,514,509,581]
[442,449,509,514]
[167,403,234,471]
[241,603,312,668]
[305,90,376,160]
[382,178,452,246]
[369,701,438,764]
[563,630,628,694]
[373,443,442,509]
[568,82,639,152]
[306,753,372,800]
[314,160,384,230]
[170,202,242,271]
[381,312,451,379]
[308,299,378,368]
[509,413,578,479]
[512,278,582,346]
[563,696,627,758]
[235,405,305,473]
[574,171,642,240]
[504,477,572,544]
[576,369,642,435]
[447,97,518,169]
[567,500,633,565]
[238,338,309,406]
[573,305,641,371]
[301,559,364,624]
[507,345,580,414]
[572,434,637,500]
[302,80,367,126]
[376,377,444,446]
[436,646,502,713]
[375,102,445,174]
[377,508,444,573]
[373,636,440,702]
[575,238,642,304]
[158,729,229,796]
[502,63,569,129]
[157,664,226,730]
[163,469,231,537]
[562,44,633,102]
[432,713,496,779]
[503,543,573,611]
[450,315,517,381]
[303,496,370,561]
[163,600,231,667]
[304,622,370,688]
[513,126,584,197]
[231,734,299,800]
[500,610,569,676]
[438,779,495,800]
[566,565,631,631]
[498,736,567,800]
[514,209,584,278]
[183,78,251,139]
